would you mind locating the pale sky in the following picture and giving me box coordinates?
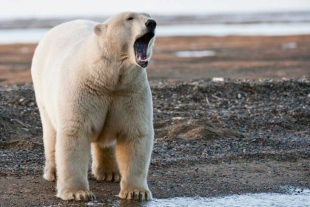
[2,0,310,19]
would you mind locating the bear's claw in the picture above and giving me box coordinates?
[93,170,121,182]
[119,190,152,201]
[57,189,96,201]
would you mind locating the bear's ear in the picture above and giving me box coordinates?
[94,24,107,36]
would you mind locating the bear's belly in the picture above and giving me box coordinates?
[91,121,118,147]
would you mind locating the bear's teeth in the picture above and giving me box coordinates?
[145,56,150,61]
[138,57,150,62]
[137,52,147,61]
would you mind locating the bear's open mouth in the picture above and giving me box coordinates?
[134,31,155,68]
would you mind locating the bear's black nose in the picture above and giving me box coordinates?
[145,19,157,30]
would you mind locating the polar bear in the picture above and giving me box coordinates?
[31,12,156,201]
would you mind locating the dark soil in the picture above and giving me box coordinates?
[0,78,309,206]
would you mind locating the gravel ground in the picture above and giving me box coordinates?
[0,78,309,206]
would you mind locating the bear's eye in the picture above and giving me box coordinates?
[127,17,134,21]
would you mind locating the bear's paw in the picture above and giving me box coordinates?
[43,166,56,182]
[56,189,96,201]
[119,189,152,201]
[93,169,121,182]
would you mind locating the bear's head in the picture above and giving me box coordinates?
[94,12,156,68]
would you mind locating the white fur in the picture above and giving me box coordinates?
[31,12,155,201]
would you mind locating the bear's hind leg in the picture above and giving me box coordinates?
[116,135,153,201]
[40,108,56,182]
[91,143,120,182]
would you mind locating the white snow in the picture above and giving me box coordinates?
[175,50,216,57]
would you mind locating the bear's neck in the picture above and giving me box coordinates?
[80,36,148,94]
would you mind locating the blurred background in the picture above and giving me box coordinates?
[1,0,310,84]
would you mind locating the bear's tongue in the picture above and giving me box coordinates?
[134,39,148,68]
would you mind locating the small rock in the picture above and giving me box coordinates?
[172,117,184,120]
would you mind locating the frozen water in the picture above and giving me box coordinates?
[0,28,49,44]
[84,187,310,207]
[157,23,310,36]
[144,189,310,207]
[1,23,310,44]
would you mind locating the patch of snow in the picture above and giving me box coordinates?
[212,77,224,82]
[175,50,216,57]
[282,42,297,50]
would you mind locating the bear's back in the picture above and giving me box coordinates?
[32,20,97,83]
[33,20,97,70]
[31,20,98,110]
[41,20,96,52]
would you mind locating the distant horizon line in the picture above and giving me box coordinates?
[1,10,310,20]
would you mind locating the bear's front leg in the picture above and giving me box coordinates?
[55,128,95,201]
[116,134,153,201]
